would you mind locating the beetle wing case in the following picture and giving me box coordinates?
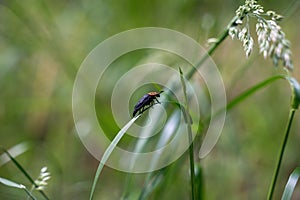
[132,91,163,117]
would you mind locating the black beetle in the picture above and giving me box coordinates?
[133,91,164,117]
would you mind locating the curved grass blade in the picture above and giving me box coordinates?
[0,177,37,200]
[226,75,285,111]
[203,75,300,124]
[89,115,140,200]
[0,147,49,200]
[286,77,300,110]
[281,167,300,200]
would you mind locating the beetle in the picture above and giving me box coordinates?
[133,91,164,117]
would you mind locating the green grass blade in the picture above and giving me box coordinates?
[285,77,300,110]
[212,75,300,118]
[226,75,285,111]
[0,147,49,200]
[0,142,29,167]
[179,68,195,200]
[205,75,287,123]
[281,167,300,200]
[195,164,204,200]
[0,176,25,189]
[138,171,165,200]
[186,16,238,80]
[0,177,37,200]
[135,109,182,199]
[89,115,140,200]
[121,100,181,199]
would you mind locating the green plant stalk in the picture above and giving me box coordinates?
[186,16,238,80]
[187,127,195,200]
[180,68,195,200]
[194,164,204,200]
[24,187,37,200]
[0,147,49,200]
[0,176,36,200]
[267,109,296,200]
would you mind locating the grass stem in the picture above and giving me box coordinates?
[267,109,296,200]
[179,68,195,200]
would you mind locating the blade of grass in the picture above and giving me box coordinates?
[0,177,37,200]
[135,109,182,200]
[0,176,26,189]
[89,115,141,200]
[205,75,286,121]
[0,147,49,200]
[195,164,204,200]
[138,170,165,200]
[281,167,300,200]
[0,142,29,167]
[180,67,195,200]
[227,75,285,111]
[138,156,186,200]
[209,75,299,120]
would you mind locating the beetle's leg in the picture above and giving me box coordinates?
[154,97,160,104]
[139,100,158,115]
[140,107,145,114]
[139,110,143,115]
[150,101,154,106]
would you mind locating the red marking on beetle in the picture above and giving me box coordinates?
[147,92,160,96]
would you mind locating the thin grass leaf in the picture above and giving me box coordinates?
[222,75,300,115]
[0,177,37,200]
[281,167,300,200]
[136,109,182,200]
[226,75,285,111]
[121,100,177,199]
[0,147,49,200]
[179,67,195,200]
[285,77,300,110]
[186,15,238,80]
[0,142,29,167]
[138,153,188,200]
[89,115,141,200]
[0,177,25,189]
[138,171,165,200]
[195,164,204,200]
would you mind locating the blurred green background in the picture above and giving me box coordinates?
[0,0,300,199]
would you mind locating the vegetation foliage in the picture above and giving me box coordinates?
[0,0,300,199]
